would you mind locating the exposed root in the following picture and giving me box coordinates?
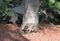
[21,23,38,33]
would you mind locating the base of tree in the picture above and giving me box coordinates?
[21,23,39,33]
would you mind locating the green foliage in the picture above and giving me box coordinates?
[48,0,60,14]
[0,0,22,18]
[5,8,14,16]
[55,2,60,9]
[48,0,55,5]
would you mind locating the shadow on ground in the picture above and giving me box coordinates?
[0,24,29,41]
[0,23,60,41]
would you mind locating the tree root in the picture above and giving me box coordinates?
[21,23,38,33]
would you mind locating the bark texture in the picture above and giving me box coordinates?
[21,0,40,33]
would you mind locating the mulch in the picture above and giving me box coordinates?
[0,23,60,41]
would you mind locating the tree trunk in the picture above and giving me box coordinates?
[21,0,40,33]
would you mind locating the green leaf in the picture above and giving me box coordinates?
[48,0,55,5]
[53,8,60,14]
[55,2,60,9]
[5,8,14,16]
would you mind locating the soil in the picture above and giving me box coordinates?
[0,23,60,41]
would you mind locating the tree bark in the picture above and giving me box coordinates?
[21,0,40,33]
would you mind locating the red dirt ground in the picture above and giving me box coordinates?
[0,23,60,41]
